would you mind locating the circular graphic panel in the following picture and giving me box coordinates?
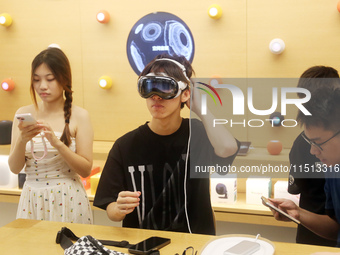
[127,12,195,75]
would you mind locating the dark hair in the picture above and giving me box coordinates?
[30,47,73,146]
[139,53,194,108]
[297,86,340,131]
[297,66,339,98]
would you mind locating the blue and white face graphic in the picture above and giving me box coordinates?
[126,12,195,75]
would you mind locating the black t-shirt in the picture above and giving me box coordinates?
[93,118,239,235]
[288,133,336,246]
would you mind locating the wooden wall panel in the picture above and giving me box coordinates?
[78,0,247,141]
[1,0,339,148]
[247,0,340,78]
[246,0,340,147]
[0,0,84,120]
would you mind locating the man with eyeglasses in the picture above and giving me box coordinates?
[269,86,340,247]
[288,66,339,247]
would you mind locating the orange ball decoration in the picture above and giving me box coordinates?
[337,1,340,12]
[1,78,15,91]
[96,10,110,24]
[267,140,283,155]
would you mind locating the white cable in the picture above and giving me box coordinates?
[30,133,47,161]
[128,166,142,226]
[138,165,145,222]
[184,86,193,234]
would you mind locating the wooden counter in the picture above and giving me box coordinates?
[0,219,337,255]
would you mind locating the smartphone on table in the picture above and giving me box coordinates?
[261,196,300,224]
[15,113,37,126]
[128,236,171,255]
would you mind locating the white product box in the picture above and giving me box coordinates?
[274,180,300,206]
[210,173,237,204]
[246,177,271,205]
[0,155,18,189]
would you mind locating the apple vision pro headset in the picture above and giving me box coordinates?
[137,58,190,100]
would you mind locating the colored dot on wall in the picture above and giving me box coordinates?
[1,78,15,91]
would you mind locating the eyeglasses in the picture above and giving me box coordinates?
[301,130,340,151]
[175,246,198,255]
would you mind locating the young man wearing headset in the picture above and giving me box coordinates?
[94,54,239,235]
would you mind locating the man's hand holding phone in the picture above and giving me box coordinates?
[261,196,301,224]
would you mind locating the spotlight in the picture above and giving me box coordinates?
[0,13,12,27]
[48,43,61,49]
[1,78,15,91]
[98,76,112,89]
[209,76,223,86]
[269,38,285,54]
[208,4,223,19]
[96,10,110,24]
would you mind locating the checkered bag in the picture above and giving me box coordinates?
[64,235,129,255]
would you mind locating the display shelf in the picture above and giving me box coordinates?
[0,188,21,204]
[0,143,294,228]
[0,145,10,155]
[212,193,296,228]
[91,141,290,162]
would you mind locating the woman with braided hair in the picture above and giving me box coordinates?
[9,47,93,224]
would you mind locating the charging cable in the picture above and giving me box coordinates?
[30,132,47,161]
[183,118,192,234]
[128,166,142,227]
[184,84,193,234]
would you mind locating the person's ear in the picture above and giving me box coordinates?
[181,89,190,103]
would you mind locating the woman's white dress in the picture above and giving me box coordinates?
[16,132,93,224]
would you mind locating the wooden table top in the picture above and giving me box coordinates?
[0,219,338,255]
